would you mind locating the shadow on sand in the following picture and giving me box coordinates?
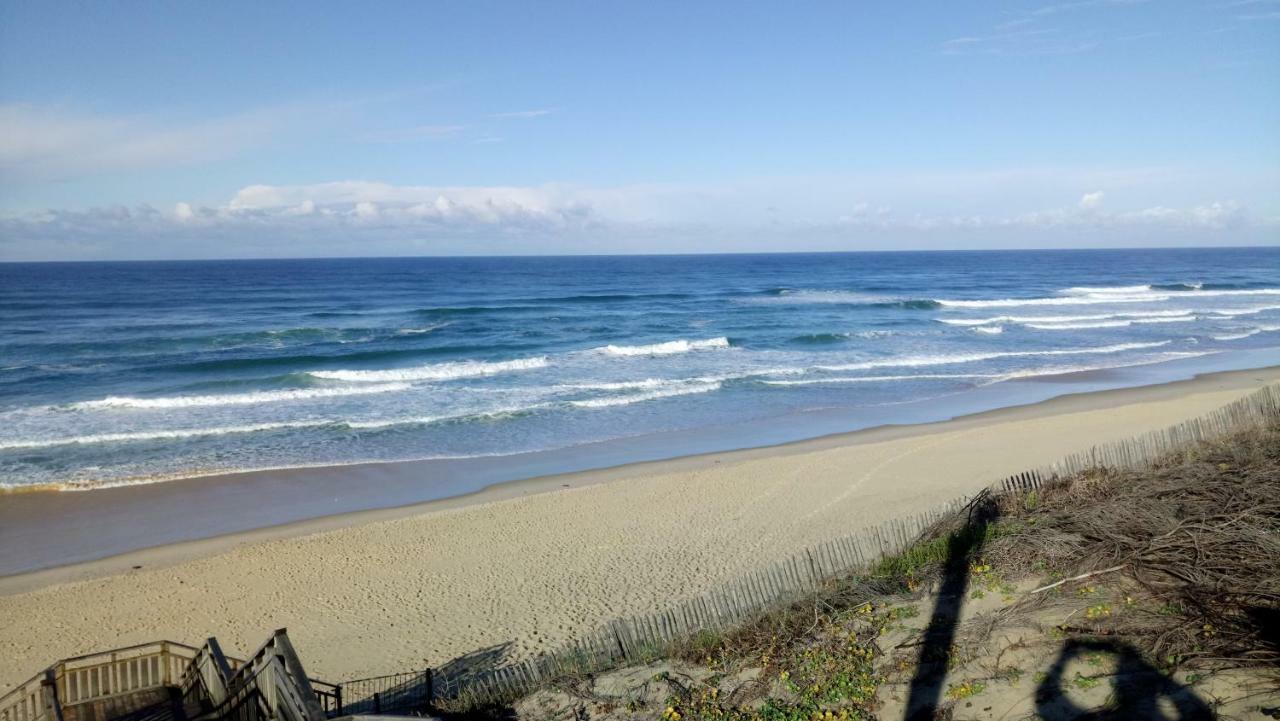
[902,492,1212,720]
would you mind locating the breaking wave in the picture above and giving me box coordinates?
[761,374,997,386]
[597,337,731,356]
[750,290,941,309]
[1212,325,1280,341]
[70,383,411,410]
[1025,315,1197,331]
[307,356,549,382]
[0,405,551,450]
[938,285,1280,309]
[569,381,722,408]
[938,310,1194,327]
[0,421,336,451]
[814,342,1170,373]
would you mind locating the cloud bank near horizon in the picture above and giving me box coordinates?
[2,178,1274,261]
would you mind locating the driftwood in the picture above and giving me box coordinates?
[1030,565,1126,595]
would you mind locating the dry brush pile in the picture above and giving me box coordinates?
[981,420,1280,669]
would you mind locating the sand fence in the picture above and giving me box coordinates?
[399,383,1280,710]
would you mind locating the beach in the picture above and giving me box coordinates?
[2,365,1277,692]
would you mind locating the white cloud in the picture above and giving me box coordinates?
[282,199,316,216]
[1,177,1269,261]
[224,181,595,227]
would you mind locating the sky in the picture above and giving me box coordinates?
[0,1,1277,260]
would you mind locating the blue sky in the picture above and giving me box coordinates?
[1,1,1277,259]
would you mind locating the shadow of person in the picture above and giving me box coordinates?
[1035,639,1213,720]
[904,492,1000,721]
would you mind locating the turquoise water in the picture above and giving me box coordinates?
[2,248,1278,490]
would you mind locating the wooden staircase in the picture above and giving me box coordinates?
[0,630,342,721]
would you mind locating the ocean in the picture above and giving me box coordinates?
[2,247,1279,492]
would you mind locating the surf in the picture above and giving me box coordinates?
[596,337,731,356]
[308,356,550,382]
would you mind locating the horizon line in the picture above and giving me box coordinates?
[2,243,1278,265]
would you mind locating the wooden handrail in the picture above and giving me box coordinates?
[180,637,237,715]
[1,640,246,721]
[53,641,203,666]
[191,630,325,721]
[4,632,328,721]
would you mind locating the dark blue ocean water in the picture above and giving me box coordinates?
[2,248,1278,490]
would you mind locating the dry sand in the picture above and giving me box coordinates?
[2,367,1278,691]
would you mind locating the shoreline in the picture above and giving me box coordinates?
[1,365,1277,690]
[2,351,1278,587]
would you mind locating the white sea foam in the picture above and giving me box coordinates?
[1025,315,1197,331]
[1212,330,1260,341]
[598,337,730,356]
[0,403,555,450]
[994,352,1213,380]
[766,351,1211,388]
[937,286,1280,309]
[557,368,804,394]
[568,382,722,408]
[750,290,894,305]
[937,294,1168,308]
[761,374,998,386]
[1207,304,1280,317]
[70,383,412,410]
[345,405,546,429]
[395,323,448,336]
[814,342,1169,373]
[1211,325,1280,341]
[0,420,335,451]
[560,378,684,391]
[1119,314,1198,324]
[1024,320,1131,330]
[308,356,549,382]
[973,326,1004,334]
[938,310,1193,327]
[1061,285,1159,296]
[1165,288,1280,298]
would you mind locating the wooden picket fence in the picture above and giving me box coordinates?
[402,384,1280,710]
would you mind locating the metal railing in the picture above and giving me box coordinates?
[333,670,432,717]
[308,681,341,718]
